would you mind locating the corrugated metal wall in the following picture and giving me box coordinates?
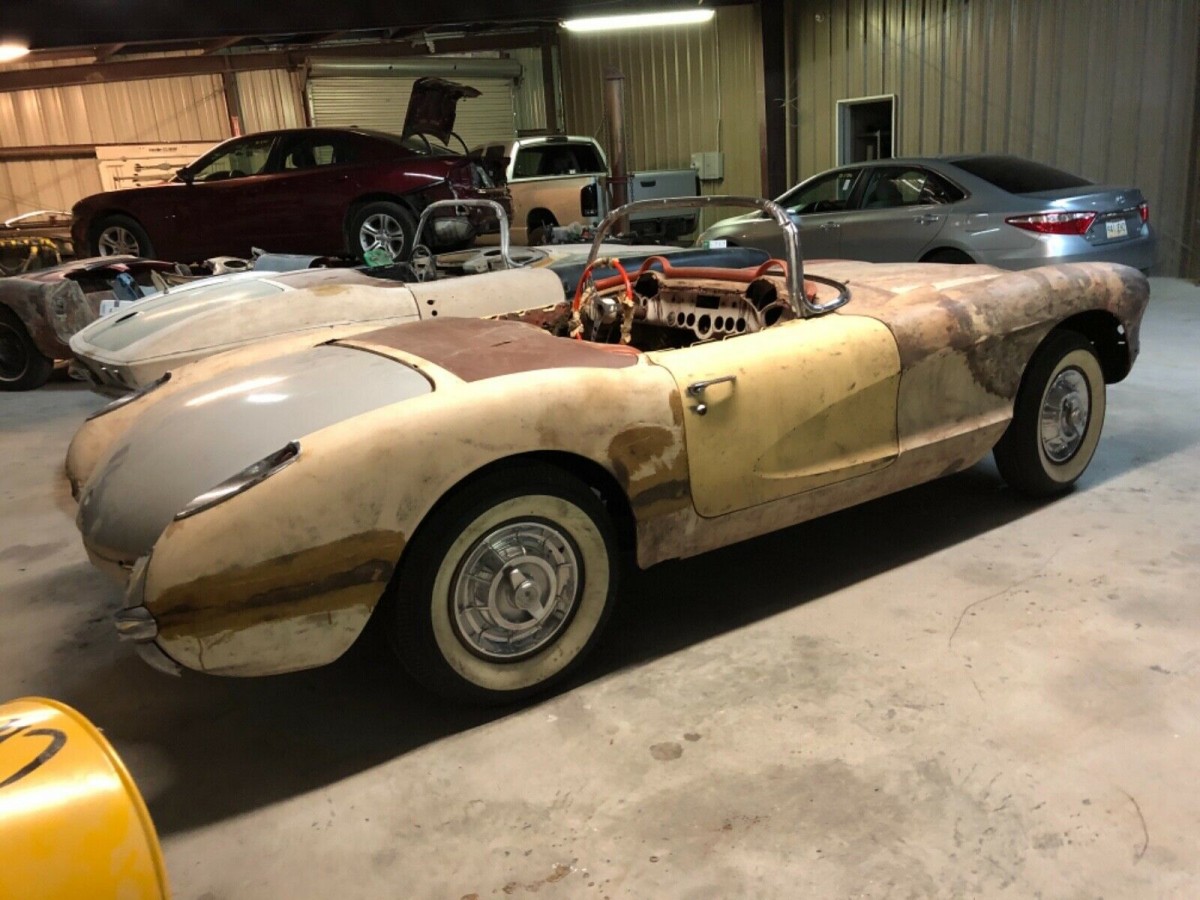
[0,158,103,220]
[0,71,232,220]
[511,47,549,132]
[559,5,763,227]
[785,0,1199,274]
[307,75,517,146]
[237,69,306,133]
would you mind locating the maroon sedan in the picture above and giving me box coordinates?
[71,126,506,262]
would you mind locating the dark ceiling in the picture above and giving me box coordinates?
[3,1,741,52]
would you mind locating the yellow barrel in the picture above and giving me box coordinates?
[0,697,169,899]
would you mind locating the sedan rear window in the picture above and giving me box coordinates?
[949,156,1092,194]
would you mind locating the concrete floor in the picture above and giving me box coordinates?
[2,278,1198,899]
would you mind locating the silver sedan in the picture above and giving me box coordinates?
[697,155,1155,271]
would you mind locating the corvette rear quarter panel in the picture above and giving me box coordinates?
[638,261,1149,566]
[144,359,685,675]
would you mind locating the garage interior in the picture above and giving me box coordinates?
[2,1,1199,897]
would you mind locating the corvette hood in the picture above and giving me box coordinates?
[338,317,641,384]
[78,344,431,561]
[70,271,420,366]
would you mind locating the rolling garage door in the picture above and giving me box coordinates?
[307,76,517,151]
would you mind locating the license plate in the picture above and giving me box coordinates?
[1105,218,1128,239]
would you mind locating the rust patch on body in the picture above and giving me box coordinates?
[1,278,79,358]
[607,424,691,519]
[344,317,637,382]
[492,301,573,334]
[668,389,685,427]
[838,263,1147,401]
[152,529,403,639]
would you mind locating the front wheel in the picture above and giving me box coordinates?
[993,330,1106,497]
[91,214,154,258]
[386,465,619,704]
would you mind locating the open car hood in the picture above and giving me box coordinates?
[401,76,481,144]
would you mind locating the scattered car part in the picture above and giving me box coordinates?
[0,210,74,275]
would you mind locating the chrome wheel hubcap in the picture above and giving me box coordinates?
[359,213,406,259]
[1040,367,1090,463]
[451,520,581,660]
[98,226,139,256]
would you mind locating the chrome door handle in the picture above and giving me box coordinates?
[819,221,840,230]
[687,375,736,415]
[913,214,941,225]
[687,374,737,396]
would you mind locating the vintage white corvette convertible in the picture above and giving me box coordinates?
[67,197,1149,703]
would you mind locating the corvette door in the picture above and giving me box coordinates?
[649,315,901,518]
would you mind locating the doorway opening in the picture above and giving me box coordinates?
[837,95,896,164]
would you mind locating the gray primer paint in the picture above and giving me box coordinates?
[79,344,430,558]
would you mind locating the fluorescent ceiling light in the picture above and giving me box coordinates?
[0,43,30,63]
[563,10,716,33]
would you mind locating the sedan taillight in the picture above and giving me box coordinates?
[1005,211,1097,235]
[1138,202,1149,224]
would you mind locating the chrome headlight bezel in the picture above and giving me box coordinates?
[85,371,172,421]
[174,440,300,521]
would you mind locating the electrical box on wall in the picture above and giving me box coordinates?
[691,151,724,181]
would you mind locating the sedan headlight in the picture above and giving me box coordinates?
[85,371,172,421]
[175,440,300,521]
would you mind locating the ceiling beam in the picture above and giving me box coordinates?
[0,145,98,162]
[93,43,126,63]
[1,1,661,50]
[302,31,349,46]
[0,30,552,93]
[202,36,247,55]
[0,51,301,93]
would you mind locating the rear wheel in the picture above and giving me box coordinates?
[350,201,416,262]
[527,210,558,244]
[0,306,54,391]
[993,330,1106,497]
[386,465,619,704]
[91,214,153,258]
